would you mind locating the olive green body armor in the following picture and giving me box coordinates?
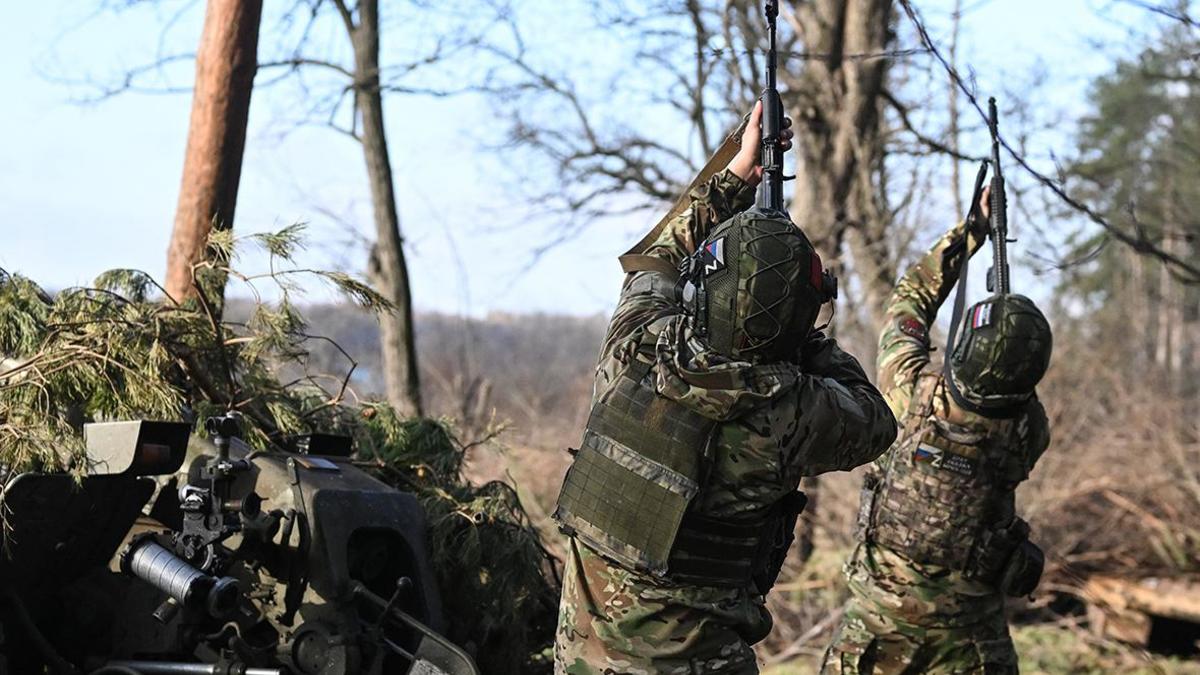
[553,321,799,588]
[555,350,712,577]
[859,374,1044,596]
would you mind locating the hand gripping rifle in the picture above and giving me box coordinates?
[617,0,835,305]
[986,97,1011,294]
[758,0,787,214]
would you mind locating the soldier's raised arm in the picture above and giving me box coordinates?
[597,170,756,366]
[599,102,793,360]
[638,171,755,269]
[788,333,897,474]
[636,101,791,268]
[877,209,988,417]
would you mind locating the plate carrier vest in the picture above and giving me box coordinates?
[858,373,1041,591]
[553,309,804,590]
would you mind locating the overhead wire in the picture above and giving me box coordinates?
[896,0,1200,283]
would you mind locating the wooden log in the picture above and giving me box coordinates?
[1084,575,1200,646]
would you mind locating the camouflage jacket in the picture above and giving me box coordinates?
[555,170,896,673]
[597,169,896,524]
[847,219,1052,628]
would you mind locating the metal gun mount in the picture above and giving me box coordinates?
[84,419,191,476]
[0,418,479,675]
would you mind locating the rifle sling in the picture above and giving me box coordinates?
[943,228,971,385]
[617,114,750,276]
[619,254,683,277]
[944,162,990,389]
[942,214,1025,421]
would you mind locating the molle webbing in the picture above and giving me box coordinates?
[554,352,798,588]
[554,358,715,576]
[863,384,1023,572]
[668,511,765,586]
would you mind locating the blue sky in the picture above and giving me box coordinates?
[0,0,1149,317]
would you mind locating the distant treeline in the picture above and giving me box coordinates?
[228,299,608,448]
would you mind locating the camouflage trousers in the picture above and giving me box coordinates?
[554,537,768,675]
[820,594,1017,674]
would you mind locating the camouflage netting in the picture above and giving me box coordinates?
[360,413,560,672]
[0,226,560,673]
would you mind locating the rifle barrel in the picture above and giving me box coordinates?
[987,97,1011,294]
[757,0,785,213]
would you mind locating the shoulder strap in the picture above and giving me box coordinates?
[617,115,750,275]
[619,255,684,276]
[942,162,992,397]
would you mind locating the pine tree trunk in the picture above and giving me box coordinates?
[165,0,262,307]
[1129,247,1151,370]
[350,0,423,417]
[1155,235,1173,375]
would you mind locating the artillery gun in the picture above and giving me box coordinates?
[0,414,479,675]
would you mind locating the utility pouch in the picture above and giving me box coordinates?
[553,359,715,577]
[998,538,1044,597]
[752,490,807,595]
[968,517,1042,596]
[854,475,878,540]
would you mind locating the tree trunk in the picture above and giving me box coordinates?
[1128,247,1150,369]
[784,0,897,334]
[1155,234,1173,375]
[782,0,896,350]
[165,0,262,306]
[778,0,894,562]
[782,0,897,353]
[350,0,423,417]
[948,0,963,217]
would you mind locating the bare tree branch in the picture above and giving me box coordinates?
[1114,0,1200,30]
[898,0,1200,283]
[882,89,985,162]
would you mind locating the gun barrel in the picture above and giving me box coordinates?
[757,0,785,213]
[987,97,1011,294]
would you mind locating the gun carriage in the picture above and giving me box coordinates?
[0,414,479,675]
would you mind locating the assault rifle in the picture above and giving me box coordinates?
[986,97,1011,294]
[758,0,787,214]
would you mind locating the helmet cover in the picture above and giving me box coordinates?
[949,293,1052,408]
[679,209,834,362]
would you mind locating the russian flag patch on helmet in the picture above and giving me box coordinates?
[971,302,994,329]
[703,237,725,274]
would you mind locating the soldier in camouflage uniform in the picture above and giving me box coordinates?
[552,103,898,674]
[821,193,1054,674]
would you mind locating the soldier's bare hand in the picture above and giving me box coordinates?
[978,185,991,220]
[727,100,794,186]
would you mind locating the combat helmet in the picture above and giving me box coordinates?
[947,293,1052,413]
[677,210,837,363]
